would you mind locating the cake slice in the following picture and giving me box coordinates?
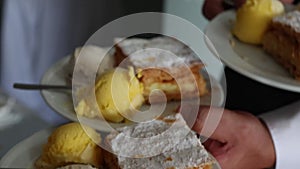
[103,114,215,169]
[262,11,300,80]
[114,37,208,102]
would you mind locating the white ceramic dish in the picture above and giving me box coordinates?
[205,10,300,93]
[0,128,221,169]
[40,54,224,132]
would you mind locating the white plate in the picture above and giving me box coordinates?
[0,129,51,168]
[0,128,221,169]
[40,56,225,132]
[205,10,300,92]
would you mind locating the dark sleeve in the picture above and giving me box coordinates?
[225,67,300,115]
[293,0,300,4]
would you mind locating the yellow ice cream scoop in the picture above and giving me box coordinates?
[233,0,284,44]
[34,123,102,169]
[95,67,144,123]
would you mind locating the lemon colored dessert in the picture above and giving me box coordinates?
[233,0,284,44]
[35,123,102,169]
[76,67,144,123]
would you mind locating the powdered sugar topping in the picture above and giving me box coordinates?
[116,37,200,69]
[273,11,300,32]
[109,114,213,169]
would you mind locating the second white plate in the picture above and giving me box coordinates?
[205,10,300,92]
[41,55,224,132]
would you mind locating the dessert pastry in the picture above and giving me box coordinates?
[233,0,284,44]
[103,114,215,169]
[35,123,102,169]
[262,10,300,80]
[114,37,207,102]
[75,67,144,123]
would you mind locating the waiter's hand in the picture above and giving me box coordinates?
[202,0,294,20]
[192,107,276,169]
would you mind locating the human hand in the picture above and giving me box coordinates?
[202,0,245,20]
[202,0,294,20]
[192,107,276,169]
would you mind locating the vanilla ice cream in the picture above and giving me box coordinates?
[76,67,144,123]
[233,0,284,44]
[34,123,102,169]
[95,67,144,122]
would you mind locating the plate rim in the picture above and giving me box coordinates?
[0,129,52,167]
[205,10,300,93]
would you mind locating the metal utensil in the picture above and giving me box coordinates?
[13,83,71,90]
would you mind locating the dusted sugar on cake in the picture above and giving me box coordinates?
[262,11,300,80]
[114,37,207,101]
[103,114,214,169]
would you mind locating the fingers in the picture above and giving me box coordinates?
[191,106,210,132]
[192,106,230,142]
[202,0,225,20]
[192,106,238,167]
[233,0,247,8]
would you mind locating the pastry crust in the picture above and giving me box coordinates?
[138,64,207,102]
[262,11,300,80]
[114,37,208,101]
